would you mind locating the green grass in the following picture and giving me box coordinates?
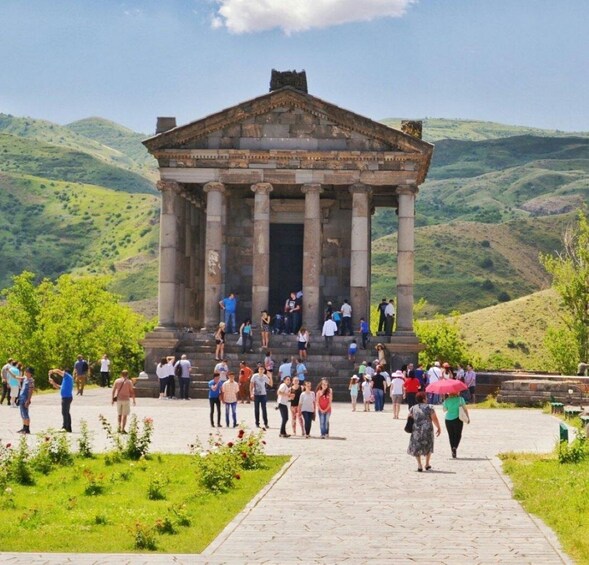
[471,395,517,409]
[501,452,589,563]
[0,453,288,553]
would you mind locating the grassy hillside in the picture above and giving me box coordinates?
[66,117,157,177]
[0,113,154,180]
[456,288,563,371]
[0,133,156,194]
[380,117,589,143]
[372,214,571,316]
[0,172,159,298]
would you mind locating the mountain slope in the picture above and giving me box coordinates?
[0,133,156,194]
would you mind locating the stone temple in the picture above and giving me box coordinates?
[140,70,433,389]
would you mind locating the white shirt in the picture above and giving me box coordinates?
[385,303,395,316]
[214,362,228,381]
[464,370,476,387]
[428,366,442,384]
[322,319,338,337]
[100,358,110,372]
[341,303,352,317]
[278,383,291,405]
[391,376,405,395]
[156,362,174,379]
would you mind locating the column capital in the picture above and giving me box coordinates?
[251,182,273,195]
[156,179,181,194]
[396,184,418,196]
[349,183,372,195]
[301,183,323,195]
[203,181,226,194]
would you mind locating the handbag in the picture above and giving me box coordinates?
[404,415,414,433]
[459,405,470,424]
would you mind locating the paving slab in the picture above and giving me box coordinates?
[0,388,573,564]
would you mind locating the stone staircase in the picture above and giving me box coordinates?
[139,331,383,402]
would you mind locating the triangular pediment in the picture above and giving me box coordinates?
[144,87,433,157]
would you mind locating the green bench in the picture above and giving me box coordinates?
[550,402,564,414]
[564,406,583,419]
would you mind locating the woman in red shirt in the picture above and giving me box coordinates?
[404,372,420,409]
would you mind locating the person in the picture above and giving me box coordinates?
[316,378,333,438]
[111,370,135,434]
[264,351,274,383]
[289,376,304,436]
[278,357,291,382]
[99,354,111,388]
[322,316,338,351]
[48,366,74,432]
[324,301,334,321]
[407,391,442,472]
[214,358,229,382]
[250,364,272,429]
[221,371,239,428]
[340,299,353,336]
[8,362,21,408]
[404,370,420,410]
[390,369,405,419]
[156,356,175,399]
[238,360,252,403]
[427,362,442,404]
[377,298,388,334]
[295,358,307,384]
[299,380,316,438]
[1,358,12,405]
[415,363,426,390]
[359,318,369,350]
[332,308,342,335]
[464,365,477,403]
[361,374,372,411]
[208,372,222,427]
[239,319,253,354]
[297,327,309,360]
[260,310,271,349]
[277,376,291,437]
[284,292,297,334]
[74,354,89,396]
[175,354,192,400]
[17,367,35,434]
[441,362,454,380]
[375,343,387,368]
[292,292,303,334]
[349,375,359,411]
[371,367,387,412]
[443,392,470,458]
[384,299,395,336]
[214,322,226,360]
[218,292,237,334]
[348,339,358,363]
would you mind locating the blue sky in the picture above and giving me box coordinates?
[1,0,587,134]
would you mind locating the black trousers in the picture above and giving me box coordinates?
[378,314,386,333]
[445,417,464,450]
[209,397,221,425]
[179,377,190,399]
[166,375,175,398]
[100,371,110,387]
[62,397,73,432]
[341,317,352,336]
[278,403,289,435]
[1,381,10,404]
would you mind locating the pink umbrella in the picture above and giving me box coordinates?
[426,379,467,395]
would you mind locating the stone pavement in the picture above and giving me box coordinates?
[0,388,573,564]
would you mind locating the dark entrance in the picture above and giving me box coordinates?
[268,223,303,319]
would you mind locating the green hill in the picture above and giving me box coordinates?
[66,117,157,175]
[380,117,589,143]
[0,133,156,195]
[0,171,159,298]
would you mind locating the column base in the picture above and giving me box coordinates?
[383,333,425,371]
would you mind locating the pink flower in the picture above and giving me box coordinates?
[237,429,245,439]
[227,442,234,448]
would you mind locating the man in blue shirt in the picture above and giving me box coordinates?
[219,293,237,334]
[49,367,75,432]
[208,373,223,427]
[18,367,35,434]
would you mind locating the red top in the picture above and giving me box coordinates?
[404,378,420,393]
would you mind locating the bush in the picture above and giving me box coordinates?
[558,432,588,464]
[125,416,154,460]
[11,437,35,486]
[77,420,94,458]
[147,473,167,500]
[133,521,157,551]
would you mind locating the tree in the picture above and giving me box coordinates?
[541,209,589,368]
[0,272,153,387]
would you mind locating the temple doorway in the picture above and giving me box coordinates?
[268,223,303,319]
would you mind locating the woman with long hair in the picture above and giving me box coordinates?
[214,322,226,360]
[316,378,333,439]
[297,326,309,360]
[290,376,305,436]
[260,310,271,349]
[239,318,254,354]
[299,380,316,438]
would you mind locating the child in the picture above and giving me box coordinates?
[359,318,369,350]
[361,374,372,412]
[349,375,359,411]
[348,339,358,362]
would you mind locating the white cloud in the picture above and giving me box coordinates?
[212,0,417,34]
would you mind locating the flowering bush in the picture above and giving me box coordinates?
[132,521,157,550]
[83,468,105,496]
[33,430,73,472]
[126,416,154,460]
[11,436,34,486]
[77,419,94,458]
[229,427,267,470]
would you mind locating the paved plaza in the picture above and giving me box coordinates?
[0,388,573,564]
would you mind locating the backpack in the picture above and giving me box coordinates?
[174,362,183,378]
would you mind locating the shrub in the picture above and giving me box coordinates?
[229,428,267,470]
[558,430,588,464]
[133,521,157,551]
[125,416,154,460]
[83,469,105,496]
[170,503,191,527]
[147,473,167,500]
[154,516,177,535]
[12,437,34,486]
[77,419,94,458]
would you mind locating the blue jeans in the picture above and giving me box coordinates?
[318,412,330,437]
[373,388,384,411]
[224,311,236,334]
[302,411,313,436]
[179,377,190,399]
[225,402,237,427]
[254,395,268,427]
[427,393,440,405]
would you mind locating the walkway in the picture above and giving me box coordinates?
[0,388,572,564]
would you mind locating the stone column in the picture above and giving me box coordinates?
[156,180,181,328]
[396,186,417,333]
[349,183,372,324]
[251,182,273,323]
[203,182,226,330]
[302,183,323,330]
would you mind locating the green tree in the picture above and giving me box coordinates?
[0,272,152,387]
[540,209,589,368]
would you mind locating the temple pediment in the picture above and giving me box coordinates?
[144,87,432,160]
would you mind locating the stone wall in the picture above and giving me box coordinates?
[497,378,589,406]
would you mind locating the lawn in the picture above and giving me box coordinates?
[0,446,288,553]
[501,452,589,563]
